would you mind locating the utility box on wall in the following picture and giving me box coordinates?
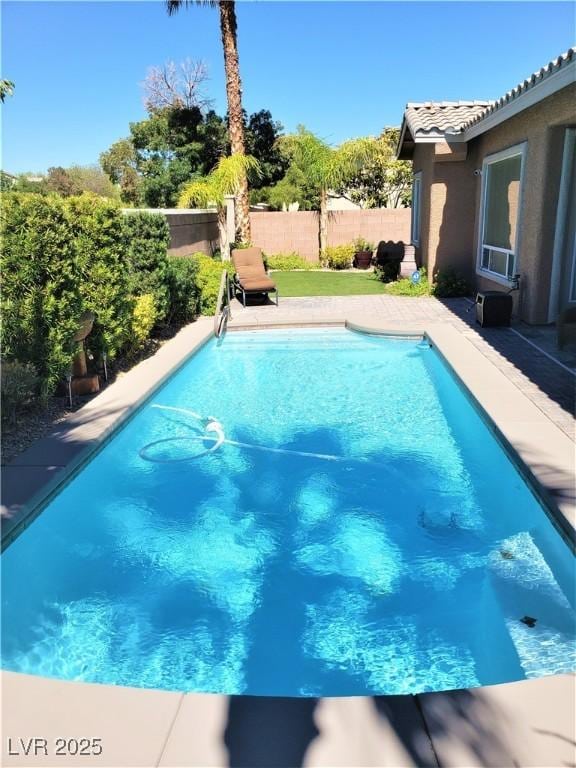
[475,291,513,327]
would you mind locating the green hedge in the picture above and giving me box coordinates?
[166,255,201,324]
[67,194,132,357]
[383,267,431,297]
[432,267,471,298]
[1,193,194,398]
[192,254,229,315]
[320,245,355,270]
[123,212,171,321]
[1,194,83,395]
[265,252,320,271]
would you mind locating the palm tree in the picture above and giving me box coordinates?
[166,0,251,243]
[277,127,377,253]
[178,154,260,258]
[0,80,15,102]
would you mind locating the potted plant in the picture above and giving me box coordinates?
[352,236,375,269]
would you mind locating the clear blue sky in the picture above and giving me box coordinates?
[2,1,574,174]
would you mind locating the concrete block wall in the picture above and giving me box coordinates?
[249,209,411,262]
[123,209,219,257]
[165,210,219,256]
[125,208,411,263]
[249,211,320,261]
[327,210,411,251]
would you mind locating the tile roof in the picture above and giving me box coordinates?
[460,47,576,132]
[403,47,576,140]
[404,101,492,138]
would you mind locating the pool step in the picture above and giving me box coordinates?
[488,531,575,678]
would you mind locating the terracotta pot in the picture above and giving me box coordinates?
[354,250,373,269]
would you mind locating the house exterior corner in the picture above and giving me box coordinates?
[398,51,576,325]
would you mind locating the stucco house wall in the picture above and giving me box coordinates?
[415,144,477,280]
[409,81,576,324]
[470,83,576,323]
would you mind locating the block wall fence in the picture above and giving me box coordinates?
[128,208,411,262]
[124,209,219,257]
[249,209,412,261]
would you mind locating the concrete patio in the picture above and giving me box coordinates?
[2,671,575,767]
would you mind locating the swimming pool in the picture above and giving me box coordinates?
[2,328,575,696]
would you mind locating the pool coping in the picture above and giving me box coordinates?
[2,670,574,766]
[1,316,575,767]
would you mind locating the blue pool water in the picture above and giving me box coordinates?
[2,328,575,696]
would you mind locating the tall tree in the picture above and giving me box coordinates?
[277,127,377,252]
[142,58,212,112]
[99,105,281,207]
[245,110,287,189]
[339,128,412,209]
[100,138,143,205]
[167,0,251,243]
[45,166,77,196]
[44,165,119,199]
[178,154,260,258]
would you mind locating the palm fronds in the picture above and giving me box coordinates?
[178,154,261,209]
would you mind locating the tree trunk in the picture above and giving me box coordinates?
[319,188,328,255]
[219,1,251,244]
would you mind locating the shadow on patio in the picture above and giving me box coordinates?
[438,298,575,423]
[220,683,576,768]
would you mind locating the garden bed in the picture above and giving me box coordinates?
[1,329,179,464]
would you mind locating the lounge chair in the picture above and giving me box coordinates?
[231,247,279,307]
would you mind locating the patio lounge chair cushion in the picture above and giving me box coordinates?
[239,276,277,292]
[231,248,277,293]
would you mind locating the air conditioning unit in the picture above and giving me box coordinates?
[475,291,513,327]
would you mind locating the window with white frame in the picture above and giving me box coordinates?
[411,172,422,246]
[478,144,525,281]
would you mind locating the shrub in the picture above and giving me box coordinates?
[433,267,471,298]
[131,294,158,348]
[0,193,83,395]
[376,260,401,283]
[1,360,39,422]
[123,212,171,322]
[166,256,201,325]
[352,236,375,252]
[0,193,188,394]
[65,194,132,359]
[383,267,432,297]
[320,244,354,270]
[265,252,319,271]
[193,253,229,315]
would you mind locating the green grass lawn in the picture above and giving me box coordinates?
[273,270,388,297]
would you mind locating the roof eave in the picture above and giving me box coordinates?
[462,56,576,141]
[395,117,409,159]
